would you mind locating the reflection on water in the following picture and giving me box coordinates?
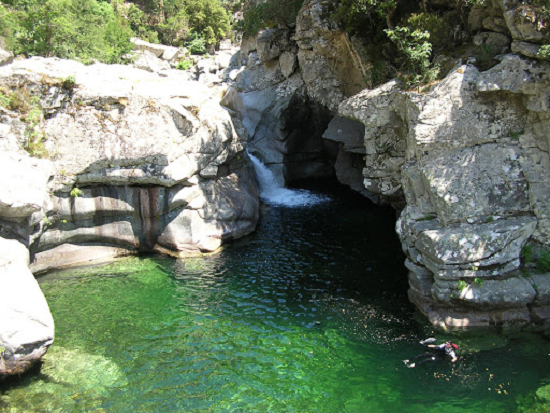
[1,181,550,412]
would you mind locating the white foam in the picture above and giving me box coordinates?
[248,152,330,207]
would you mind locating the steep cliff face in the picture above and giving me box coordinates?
[221,0,377,187]
[0,57,260,377]
[230,0,550,328]
[346,57,550,328]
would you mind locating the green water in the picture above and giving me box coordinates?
[2,183,550,413]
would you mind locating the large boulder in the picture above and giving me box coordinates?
[0,47,13,67]
[0,237,54,378]
[0,58,260,268]
[339,80,407,209]
[295,0,371,110]
[131,38,180,61]
[334,54,550,328]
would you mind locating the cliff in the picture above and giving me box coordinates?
[224,0,550,328]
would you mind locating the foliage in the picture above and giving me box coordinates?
[185,0,231,44]
[70,187,84,197]
[0,0,232,61]
[457,280,467,291]
[126,0,232,47]
[537,250,550,273]
[521,244,550,274]
[186,31,206,54]
[126,3,160,44]
[241,0,303,37]
[1,0,134,64]
[330,1,447,88]
[220,0,241,13]
[62,75,76,90]
[534,0,550,21]
[538,44,550,58]
[406,13,451,52]
[385,25,439,88]
[176,58,193,70]
[157,10,190,45]
[522,244,534,264]
[26,129,48,158]
[0,4,14,44]
[474,278,484,287]
[363,0,397,28]
[0,86,49,157]
[472,43,498,71]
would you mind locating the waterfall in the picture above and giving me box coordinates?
[248,152,329,207]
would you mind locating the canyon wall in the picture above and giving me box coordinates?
[227,0,550,328]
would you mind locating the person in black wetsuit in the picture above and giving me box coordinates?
[403,340,459,368]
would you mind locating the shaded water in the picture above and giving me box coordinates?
[2,182,550,412]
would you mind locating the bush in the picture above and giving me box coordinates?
[177,59,193,70]
[406,13,451,52]
[187,32,206,55]
[0,86,49,157]
[26,129,49,158]
[385,26,439,88]
[70,187,84,197]
[537,250,550,273]
[126,3,160,44]
[522,244,534,264]
[538,44,550,58]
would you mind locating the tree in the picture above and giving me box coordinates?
[183,0,231,44]
[241,0,303,37]
[1,0,133,63]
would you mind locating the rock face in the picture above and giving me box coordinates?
[229,0,550,328]
[341,57,550,328]
[0,57,259,265]
[221,0,372,186]
[0,57,260,375]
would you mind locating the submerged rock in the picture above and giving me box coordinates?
[0,346,126,411]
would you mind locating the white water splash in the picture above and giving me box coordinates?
[248,152,330,207]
